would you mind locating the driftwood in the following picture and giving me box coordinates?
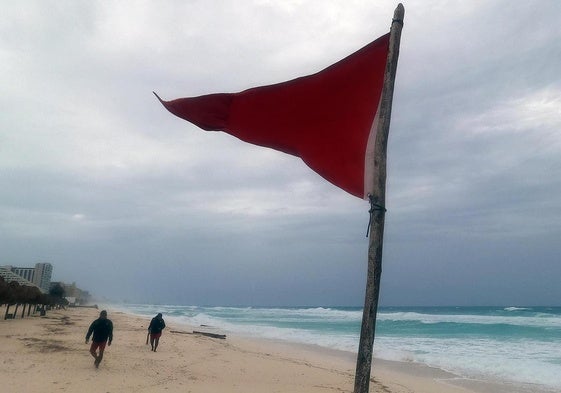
[170,330,191,334]
[170,330,227,340]
[193,330,226,339]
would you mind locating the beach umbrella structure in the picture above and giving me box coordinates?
[156,4,404,393]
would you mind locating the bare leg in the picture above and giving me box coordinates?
[90,347,100,367]
[96,349,104,367]
[150,336,154,351]
[154,337,160,352]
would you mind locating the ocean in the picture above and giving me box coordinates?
[116,304,561,392]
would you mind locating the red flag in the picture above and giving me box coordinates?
[156,33,390,199]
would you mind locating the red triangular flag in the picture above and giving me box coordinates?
[156,33,390,199]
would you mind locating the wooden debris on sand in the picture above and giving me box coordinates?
[170,330,226,339]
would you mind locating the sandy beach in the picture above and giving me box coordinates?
[0,306,526,393]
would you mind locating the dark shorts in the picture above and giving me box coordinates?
[150,332,162,340]
[90,341,107,352]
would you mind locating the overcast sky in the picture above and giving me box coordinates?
[2,1,560,306]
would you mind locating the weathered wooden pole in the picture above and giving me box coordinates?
[354,4,404,393]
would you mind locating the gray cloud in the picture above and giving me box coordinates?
[1,1,560,306]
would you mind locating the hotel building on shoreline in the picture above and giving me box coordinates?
[1,263,90,304]
[1,263,53,293]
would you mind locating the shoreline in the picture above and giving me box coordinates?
[115,304,555,393]
[0,306,552,393]
[227,334,549,393]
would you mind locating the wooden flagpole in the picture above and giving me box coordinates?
[354,4,404,393]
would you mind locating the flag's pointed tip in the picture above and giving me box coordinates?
[154,92,173,112]
[153,91,164,103]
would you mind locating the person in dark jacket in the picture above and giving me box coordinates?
[148,313,166,352]
[85,310,113,368]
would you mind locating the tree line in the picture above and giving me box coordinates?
[0,276,68,320]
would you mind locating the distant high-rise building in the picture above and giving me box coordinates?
[33,263,53,293]
[10,266,35,282]
[2,262,53,293]
[0,267,38,288]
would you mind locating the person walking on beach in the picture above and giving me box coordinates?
[85,310,113,368]
[148,313,166,352]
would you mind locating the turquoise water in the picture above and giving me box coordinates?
[117,304,561,391]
